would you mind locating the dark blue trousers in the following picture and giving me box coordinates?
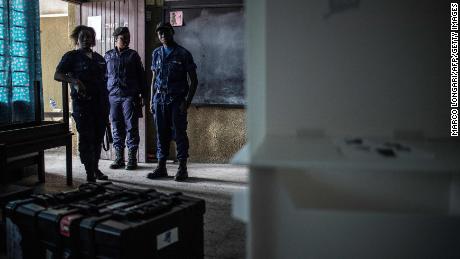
[109,95,140,151]
[72,98,109,170]
[153,97,189,161]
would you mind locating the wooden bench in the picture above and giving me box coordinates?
[0,82,73,186]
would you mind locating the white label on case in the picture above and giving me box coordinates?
[156,227,179,250]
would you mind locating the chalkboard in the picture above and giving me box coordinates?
[164,4,245,106]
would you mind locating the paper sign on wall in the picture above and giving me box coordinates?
[87,16,102,40]
[170,11,183,26]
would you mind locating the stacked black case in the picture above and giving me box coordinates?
[5,182,205,259]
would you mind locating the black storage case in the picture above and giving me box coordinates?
[37,187,161,258]
[5,183,206,259]
[5,182,118,259]
[80,194,205,259]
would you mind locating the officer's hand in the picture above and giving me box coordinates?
[73,80,87,98]
[150,103,155,114]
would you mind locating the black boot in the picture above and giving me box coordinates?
[95,170,109,180]
[174,160,188,182]
[110,149,125,169]
[147,160,167,179]
[94,160,109,180]
[126,149,138,170]
[84,163,96,183]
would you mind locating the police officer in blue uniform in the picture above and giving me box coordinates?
[55,25,109,182]
[147,22,198,181]
[105,27,146,170]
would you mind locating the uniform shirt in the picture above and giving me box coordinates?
[56,50,107,100]
[105,47,146,97]
[163,46,174,56]
[151,43,197,103]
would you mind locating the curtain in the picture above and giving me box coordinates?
[0,0,41,126]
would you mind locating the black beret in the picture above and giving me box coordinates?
[113,27,130,37]
[155,22,174,33]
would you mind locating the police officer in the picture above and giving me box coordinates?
[147,22,198,181]
[105,27,146,170]
[54,25,109,182]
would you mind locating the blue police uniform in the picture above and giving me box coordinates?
[56,49,109,171]
[151,43,197,161]
[105,48,145,152]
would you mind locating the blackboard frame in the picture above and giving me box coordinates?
[162,0,245,108]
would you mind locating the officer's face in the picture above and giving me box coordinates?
[78,30,95,50]
[116,33,130,50]
[157,29,173,45]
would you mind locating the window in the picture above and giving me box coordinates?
[0,0,9,104]
[0,0,41,125]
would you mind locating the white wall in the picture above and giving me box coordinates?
[246,0,457,258]
[246,0,267,153]
[264,0,449,139]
